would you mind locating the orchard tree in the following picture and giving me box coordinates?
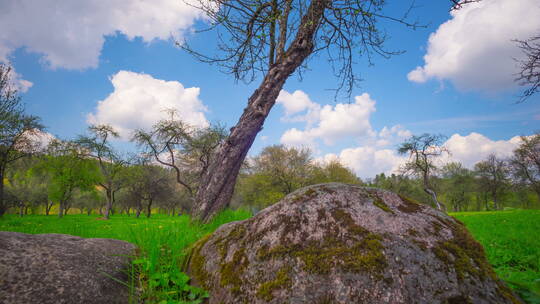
[370,173,429,205]
[398,134,448,211]
[77,124,127,219]
[510,132,540,199]
[235,145,361,209]
[40,139,102,217]
[72,189,103,215]
[311,160,362,185]
[181,0,471,221]
[5,168,31,216]
[5,158,48,216]
[139,165,174,218]
[253,145,314,194]
[235,145,314,209]
[123,157,177,218]
[0,62,44,215]
[474,154,509,210]
[441,162,473,212]
[28,164,54,215]
[133,111,226,198]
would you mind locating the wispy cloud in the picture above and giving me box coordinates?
[406,109,539,129]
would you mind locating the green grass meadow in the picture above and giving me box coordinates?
[1,209,539,303]
[452,210,540,303]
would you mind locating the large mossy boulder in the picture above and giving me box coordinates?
[187,183,521,304]
[0,232,136,304]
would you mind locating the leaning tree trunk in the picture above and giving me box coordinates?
[425,187,444,211]
[192,0,329,222]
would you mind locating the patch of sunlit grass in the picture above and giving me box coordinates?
[452,209,540,303]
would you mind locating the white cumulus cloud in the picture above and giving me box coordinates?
[87,71,209,139]
[319,147,407,180]
[279,91,377,147]
[320,132,523,179]
[444,132,522,167]
[276,90,318,117]
[408,0,540,92]
[2,65,33,93]
[0,0,204,70]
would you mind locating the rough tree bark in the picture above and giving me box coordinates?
[146,199,153,218]
[58,201,64,218]
[104,187,113,219]
[45,201,53,216]
[192,0,329,222]
[422,171,444,211]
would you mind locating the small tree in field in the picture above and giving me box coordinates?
[441,162,474,212]
[510,132,540,200]
[474,154,509,211]
[398,134,449,211]
[123,157,175,218]
[5,158,48,216]
[39,140,101,217]
[0,62,44,216]
[77,124,127,219]
[133,110,226,199]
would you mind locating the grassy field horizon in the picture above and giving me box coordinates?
[1,209,539,303]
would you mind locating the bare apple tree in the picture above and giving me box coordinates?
[398,134,449,211]
[180,0,474,222]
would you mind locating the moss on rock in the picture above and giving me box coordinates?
[215,225,247,259]
[256,209,387,277]
[373,200,393,213]
[188,234,213,290]
[397,195,423,213]
[256,266,291,301]
[366,190,394,214]
[219,248,249,294]
[431,218,521,304]
[291,188,318,204]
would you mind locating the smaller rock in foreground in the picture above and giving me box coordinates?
[0,231,136,304]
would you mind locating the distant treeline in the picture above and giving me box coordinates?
[4,137,539,217]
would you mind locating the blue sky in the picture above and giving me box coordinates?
[1,0,539,178]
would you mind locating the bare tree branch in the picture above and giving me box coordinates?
[515,35,540,103]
